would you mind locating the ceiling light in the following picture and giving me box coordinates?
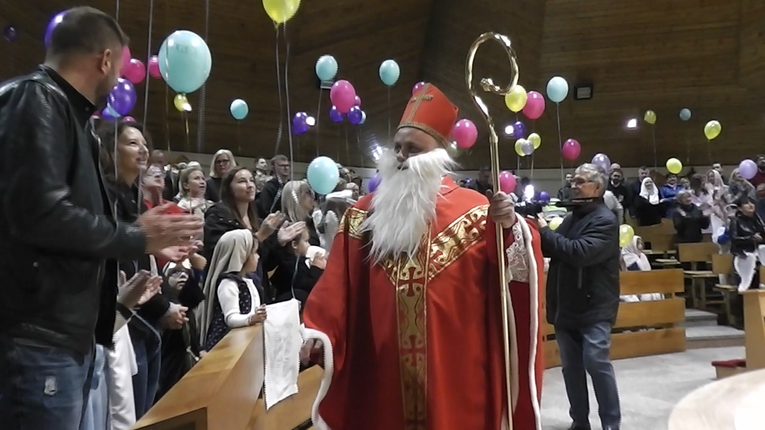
[626,118,637,129]
[306,116,316,127]
[504,125,514,136]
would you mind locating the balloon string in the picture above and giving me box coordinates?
[282,20,294,184]
[315,90,322,157]
[183,112,190,151]
[196,0,210,153]
[530,154,535,181]
[273,26,285,158]
[237,122,241,154]
[164,84,170,152]
[555,103,563,183]
[387,87,391,143]
[651,125,657,170]
[141,0,154,129]
[707,140,712,164]
[356,130,364,168]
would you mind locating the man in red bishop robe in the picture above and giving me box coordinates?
[300,83,545,430]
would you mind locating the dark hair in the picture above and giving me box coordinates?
[46,7,128,60]
[271,154,288,166]
[666,173,677,179]
[97,121,152,183]
[690,174,708,195]
[735,195,756,208]
[639,166,648,171]
[220,166,260,231]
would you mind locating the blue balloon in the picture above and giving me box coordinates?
[379,59,400,86]
[546,76,569,103]
[158,30,212,94]
[307,156,340,195]
[102,104,120,121]
[230,99,248,120]
[367,173,381,193]
[315,55,338,81]
[679,108,691,121]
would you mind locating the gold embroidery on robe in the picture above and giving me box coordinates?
[379,204,488,430]
[339,207,366,240]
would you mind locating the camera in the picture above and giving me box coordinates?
[515,200,545,218]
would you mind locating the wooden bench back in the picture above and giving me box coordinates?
[677,242,719,263]
[712,253,734,275]
[636,221,676,252]
[542,269,686,369]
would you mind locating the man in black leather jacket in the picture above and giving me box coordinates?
[0,7,203,430]
[536,163,622,430]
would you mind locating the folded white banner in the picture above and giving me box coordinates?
[263,299,302,410]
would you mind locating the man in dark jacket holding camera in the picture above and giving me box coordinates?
[535,163,622,430]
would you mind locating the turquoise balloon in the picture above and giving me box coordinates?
[158,30,212,94]
[315,55,338,81]
[379,59,400,86]
[679,108,691,121]
[546,76,569,103]
[307,156,340,195]
[230,99,248,120]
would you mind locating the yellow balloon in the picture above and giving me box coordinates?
[644,110,656,125]
[666,157,682,174]
[549,217,563,230]
[173,94,191,112]
[504,85,528,113]
[263,0,301,24]
[619,224,635,248]
[528,132,541,149]
[514,139,525,157]
[704,120,722,140]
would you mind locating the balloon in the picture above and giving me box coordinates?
[348,106,363,125]
[512,120,527,139]
[368,174,381,193]
[292,112,309,135]
[262,0,301,24]
[522,91,545,120]
[453,119,477,149]
[679,108,691,121]
[4,25,17,42]
[44,11,66,48]
[644,110,657,125]
[379,59,400,86]
[173,94,191,112]
[158,30,212,94]
[148,55,161,78]
[520,139,534,156]
[539,191,550,203]
[546,76,569,103]
[549,217,563,230]
[329,105,344,123]
[412,81,426,95]
[666,158,683,174]
[315,55,338,81]
[353,95,361,106]
[101,105,120,121]
[528,132,541,149]
[504,85,527,112]
[307,156,340,195]
[619,224,635,248]
[514,139,525,157]
[230,99,248,120]
[562,139,581,161]
[359,111,367,125]
[704,120,722,140]
[123,58,146,84]
[591,153,611,172]
[122,116,136,122]
[498,171,516,194]
[739,159,758,180]
[107,78,136,115]
[329,80,356,114]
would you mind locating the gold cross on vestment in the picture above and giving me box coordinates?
[409,93,433,104]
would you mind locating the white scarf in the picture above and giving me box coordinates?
[639,178,660,205]
[622,236,651,271]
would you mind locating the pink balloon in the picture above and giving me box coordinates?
[120,46,131,76]
[123,58,146,84]
[353,95,361,106]
[453,119,477,149]
[412,81,426,94]
[148,55,161,79]
[122,116,136,122]
[523,91,546,120]
[562,138,581,161]
[330,80,357,114]
[498,171,517,194]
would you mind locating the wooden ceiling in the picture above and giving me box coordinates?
[2,0,764,169]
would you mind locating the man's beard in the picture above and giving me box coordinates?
[360,148,455,264]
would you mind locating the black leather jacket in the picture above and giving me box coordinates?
[0,66,147,355]
[730,211,765,257]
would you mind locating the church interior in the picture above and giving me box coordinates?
[2,1,765,430]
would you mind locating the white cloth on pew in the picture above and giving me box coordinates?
[734,245,765,292]
[263,299,302,410]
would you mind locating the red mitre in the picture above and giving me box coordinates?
[397,83,459,147]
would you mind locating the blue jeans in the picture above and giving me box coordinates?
[0,337,94,430]
[81,345,108,430]
[555,321,621,428]
[130,323,162,419]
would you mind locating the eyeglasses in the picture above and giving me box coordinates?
[572,177,594,187]
[215,159,230,165]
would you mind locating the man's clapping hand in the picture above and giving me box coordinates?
[117,270,162,309]
[137,203,203,254]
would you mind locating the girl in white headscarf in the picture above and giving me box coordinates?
[620,236,663,301]
[635,177,667,226]
[198,230,266,351]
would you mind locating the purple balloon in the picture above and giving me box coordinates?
[368,173,381,193]
[107,78,136,116]
[739,159,758,180]
[539,191,550,203]
[101,106,119,121]
[292,112,309,135]
[44,12,67,48]
[4,25,17,42]
[512,120,527,139]
[347,106,363,125]
[591,153,611,172]
[329,105,344,123]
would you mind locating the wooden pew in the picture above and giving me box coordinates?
[542,269,686,368]
[677,242,720,309]
[636,220,676,258]
[249,366,323,430]
[711,253,737,326]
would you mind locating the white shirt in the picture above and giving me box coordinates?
[218,277,261,328]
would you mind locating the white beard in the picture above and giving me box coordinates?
[360,148,456,264]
